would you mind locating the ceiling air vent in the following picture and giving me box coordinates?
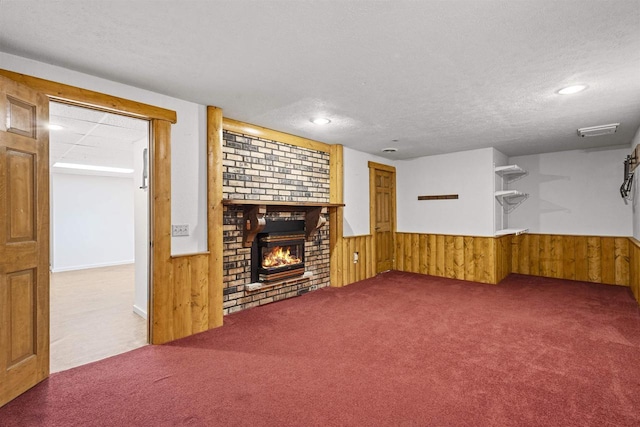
[577,123,619,137]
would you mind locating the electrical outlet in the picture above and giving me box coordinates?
[353,251,359,263]
[172,224,189,237]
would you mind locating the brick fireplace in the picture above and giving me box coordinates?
[222,130,331,315]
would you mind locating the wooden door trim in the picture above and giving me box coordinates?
[368,161,396,173]
[0,71,180,346]
[0,70,177,123]
[369,162,397,272]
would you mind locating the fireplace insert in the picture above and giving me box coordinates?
[251,220,306,283]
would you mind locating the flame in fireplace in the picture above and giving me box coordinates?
[262,246,302,268]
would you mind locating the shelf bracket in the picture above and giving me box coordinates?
[497,195,528,213]
[305,207,327,239]
[243,204,267,247]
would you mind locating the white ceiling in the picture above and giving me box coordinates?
[1,0,639,159]
[49,102,148,170]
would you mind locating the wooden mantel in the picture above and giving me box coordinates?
[222,200,345,247]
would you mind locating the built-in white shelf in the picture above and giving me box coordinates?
[494,164,528,232]
[494,164,528,182]
[495,228,529,236]
[495,189,528,213]
[495,190,528,199]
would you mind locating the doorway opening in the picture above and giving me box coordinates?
[49,101,150,372]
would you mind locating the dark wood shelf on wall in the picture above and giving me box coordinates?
[222,199,345,247]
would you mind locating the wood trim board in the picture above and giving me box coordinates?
[0,69,177,123]
[223,200,344,208]
[329,144,344,287]
[367,161,396,172]
[223,117,331,153]
[418,194,459,200]
[207,106,224,329]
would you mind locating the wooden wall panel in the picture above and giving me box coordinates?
[341,235,375,286]
[463,236,474,280]
[412,234,420,273]
[562,237,575,280]
[575,236,588,282]
[512,234,630,287]
[614,238,629,286]
[495,235,512,283]
[444,235,455,278]
[172,254,210,337]
[453,236,464,280]
[436,235,445,277]
[473,237,490,283]
[171,257,194,339]
[629,238,640,304]
[601,238,615,284]
[390,232,635,293]
[395,233,500,284]
[405,234,414,273]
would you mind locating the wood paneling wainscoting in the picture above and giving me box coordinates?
[388,232,636,293]
[340,235,375,286]
[167,254,210,338]
[626,238,639,304]
[334,231,638,306]
[395,233,509,284]
[495,235,512,283]
[511,234,630,286]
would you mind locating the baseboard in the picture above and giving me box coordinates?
[51,259,135,273]
[133,304,147,319]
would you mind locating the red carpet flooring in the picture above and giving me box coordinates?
[1,271,639,426]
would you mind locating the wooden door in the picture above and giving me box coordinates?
[0,75,50,406]
[369,162,396,273]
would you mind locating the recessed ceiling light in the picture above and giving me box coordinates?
[381,147,397,153]
[53,162,134,174]
[310,117,331,125]
[557,84,588,95]
[48,124,64,130]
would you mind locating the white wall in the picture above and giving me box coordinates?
[51,172,134,272]
[396,148,495,236]
[133,139,149,318]
[1,52,207,255]
[343,147,394,236]
[509,146,632,236]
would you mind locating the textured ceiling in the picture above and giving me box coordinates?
[49,102,148,171]
[1,0,639,159]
